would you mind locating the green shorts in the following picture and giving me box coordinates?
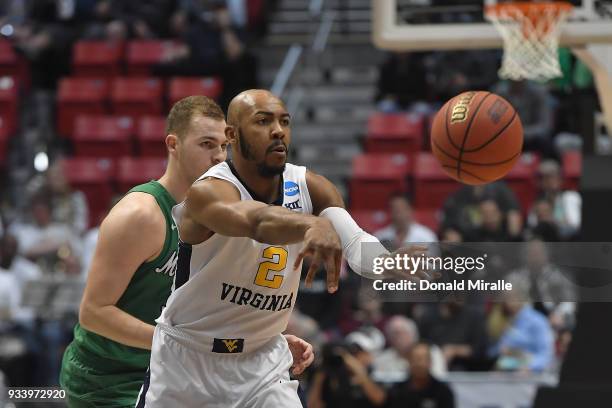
[60,343,147,408]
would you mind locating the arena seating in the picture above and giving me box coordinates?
[73,41,124,79]
[350,209,390,233]
[0,76,18,135]
[110,77,163,119]
[505,153,540,212]
[62,158,116,226]
[126,40,172,76]
[412,208,440,232]
[116,157,167,193]
[136,116,167,157]
[562,150,581,190]
[73,115,134,157]
[0,39,28,87]
[168,77,223,107]
[412,152,461,209]
[57,78,109,136]
[0,115,11,165]
[364,112,424,155]
[350,153,410,210]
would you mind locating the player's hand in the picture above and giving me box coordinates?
[382,245,436,281]
[284,334,314,375]
[294,218,342,293]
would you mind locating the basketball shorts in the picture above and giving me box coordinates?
[136,325,302,408]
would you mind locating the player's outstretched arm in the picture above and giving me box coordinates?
[306,170,429,281]
[182,178,343,291]
[79,194,165,350]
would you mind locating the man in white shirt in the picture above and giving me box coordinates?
[375,193,438,249]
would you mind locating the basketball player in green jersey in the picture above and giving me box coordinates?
[60,96,314,407]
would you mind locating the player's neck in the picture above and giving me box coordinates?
[230,159,282,204]
[158,164,190,203]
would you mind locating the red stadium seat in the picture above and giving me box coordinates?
[0,114,11,165]
[350,210,390,234]
[365,113,424,155]
[412,208,440,233]
[136,116,167,156]
[126,40,172,76]
[562,150,581,190]
[506,153,540,212]
[62,158,116,227]
[0,39,28,87]
[73,115,134,157]
[412,152,461,209]
[73,41,124,78]
[110,77,163,119]
[349,153,410,210]
[116,157,167,193]
[168,77,223,106]
[57,78,109,136]
[0,76,18,135]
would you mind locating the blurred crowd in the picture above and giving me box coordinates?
[287,161,579,406]
[0,0,270,104]
[376,47,597,160]
[0,1,588,406]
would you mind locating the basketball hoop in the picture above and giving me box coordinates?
[485,1,574,81]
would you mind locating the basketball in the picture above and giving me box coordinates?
[430,91,523,185]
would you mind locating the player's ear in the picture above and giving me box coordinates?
[166,134,179,154]
[225,125,237,145]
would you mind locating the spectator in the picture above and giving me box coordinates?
[308,329,386,408]
[489,280,555,373]
[528,160,581,240]
[296,258,343,331]
[442,182,522,238]
[0,233,42,293]
[339,287,390,336]
[41,159,89,235]
[439,225,463,243]
[373,316,447,381]
[154,0,257,108]
[491,80,555,156]
[375,194,438,251]
[12,0,76,89]
[431,50,499,102]
[525,198,561,242]
[417,299,488,371]
[507,239,576,330]
[466,199,519,242]
[376,52,430,113]
[9,197,81,273]
[383,343,455,408]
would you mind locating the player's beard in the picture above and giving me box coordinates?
[237,129,286,178]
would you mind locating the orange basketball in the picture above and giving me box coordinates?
[430,91,523,185]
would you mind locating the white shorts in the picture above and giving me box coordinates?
[136,325,302,408]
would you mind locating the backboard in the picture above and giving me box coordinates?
[372,0,612,51]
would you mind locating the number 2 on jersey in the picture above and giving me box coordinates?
[254,246,288,289]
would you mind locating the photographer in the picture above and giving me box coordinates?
[308,330,386,408]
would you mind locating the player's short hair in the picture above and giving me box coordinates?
[166,96,225,139]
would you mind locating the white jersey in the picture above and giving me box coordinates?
[157,161,313,354]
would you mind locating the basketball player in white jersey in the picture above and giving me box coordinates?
[138,90,427,407]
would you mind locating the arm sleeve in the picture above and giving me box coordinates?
[319,207,390,279]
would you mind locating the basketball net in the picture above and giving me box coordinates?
[485,1,574,81]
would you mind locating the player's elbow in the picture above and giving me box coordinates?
[78,298,100,331]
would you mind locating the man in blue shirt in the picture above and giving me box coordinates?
[491,287,554,372]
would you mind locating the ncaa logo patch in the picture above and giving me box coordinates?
[284,181,299,197]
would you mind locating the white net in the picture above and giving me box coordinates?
[485,2,573,81]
